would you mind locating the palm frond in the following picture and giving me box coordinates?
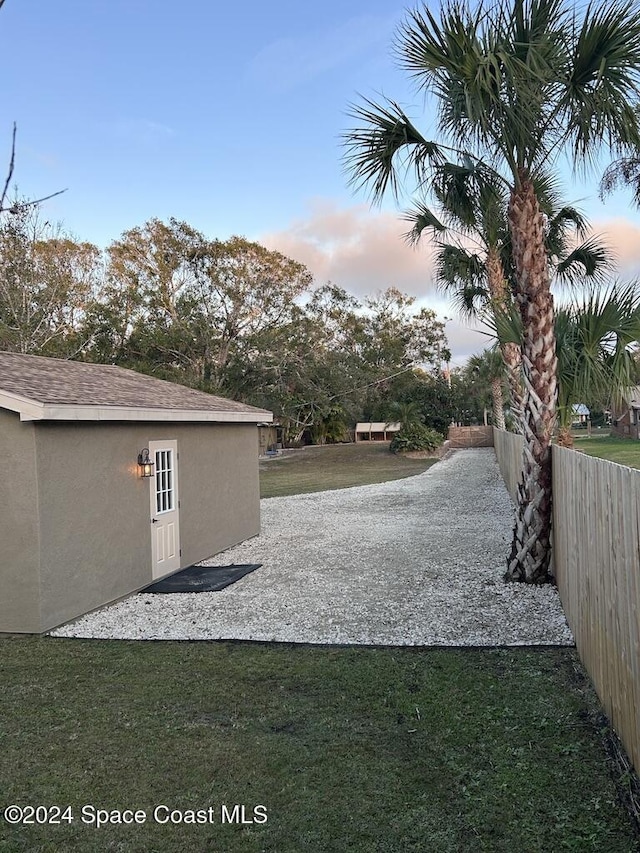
[402,203,447,246]
[554,235,615,287]
[555,280,640,423]
[435,243,486,290]
[450,283,490,320]
[481,300,522,347]
[531,171,566,210]
[431,161,481,228]
[564,1,640,164]
[395,2,525,165]
[434,240,489,320]
[546,205,589,242]
[342,98,446,202]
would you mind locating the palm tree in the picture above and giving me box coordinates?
[386,399,425,428]
[404,165,525,427]
[466,347,507,431]
[344,0,640,583]
[404,167,613,432]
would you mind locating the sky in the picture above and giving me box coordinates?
[4,0,640,366]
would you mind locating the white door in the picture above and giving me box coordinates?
[149,440,181,578]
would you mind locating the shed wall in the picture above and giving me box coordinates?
[0,410,41,632]
[175,423,260,566]
[35,422,151,631]
[29,421,259,632]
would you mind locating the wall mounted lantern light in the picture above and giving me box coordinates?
[137,448,155,478]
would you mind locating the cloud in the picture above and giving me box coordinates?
[246,15,394,93]
[261,199,487,366]
[589,217,640,277]
[261,199,438,298]
[262,208,640,368]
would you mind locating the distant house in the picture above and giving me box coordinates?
[572,404,590,425]
[611,386,640,440]
[354,422,401,442]
[0,352,272,633]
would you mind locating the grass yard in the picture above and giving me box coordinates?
[1,638,639,853]
[260,441,439,498]
[572,434,640,470]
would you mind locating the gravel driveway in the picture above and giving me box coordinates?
[51,448,573,645]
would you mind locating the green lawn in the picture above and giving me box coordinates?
[1,639,639,853]
[260,442,439,498]
[572,434,640,470]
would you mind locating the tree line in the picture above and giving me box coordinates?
[0,206,492,442]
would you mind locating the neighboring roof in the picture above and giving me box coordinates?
[629,386,640,409]
[0,352,273,424]
[572,404,590,416]
[355,422,401,432]
[614,386,640,412]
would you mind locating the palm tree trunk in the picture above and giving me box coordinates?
[491,377,506,431]
[556,425,574,447]
[485,246,524,431]
[505,173,557,584]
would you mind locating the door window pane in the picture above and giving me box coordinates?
[154,449,174,514]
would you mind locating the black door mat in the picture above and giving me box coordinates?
[144,564,262,593]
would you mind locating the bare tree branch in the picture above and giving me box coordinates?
[0,122,16,211]
[1,123,67,214]
[7,188,68,212]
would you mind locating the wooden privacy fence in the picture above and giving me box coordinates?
[553,446,640,775]
[492,428,522,502]
[493,428,640,773]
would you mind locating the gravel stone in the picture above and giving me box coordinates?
[50,449,574,646]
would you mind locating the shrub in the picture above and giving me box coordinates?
[390,423,444,454]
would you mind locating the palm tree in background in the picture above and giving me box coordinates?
[466,346,507,430]
[344,0,640,583]
[386,399,425,428]
[404,164,524,428]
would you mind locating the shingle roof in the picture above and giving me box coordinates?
[0,352,272,423]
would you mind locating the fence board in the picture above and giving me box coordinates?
[494,430,640,773]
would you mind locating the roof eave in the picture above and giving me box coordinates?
[0,392,272,424]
